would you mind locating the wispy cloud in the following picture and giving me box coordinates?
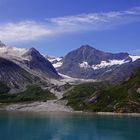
[0,21,51,42]
[47,6,140,32]
[0,7,140,42]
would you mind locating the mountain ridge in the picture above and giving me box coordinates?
[56,45,140,82]
[0,41,140,90]
[0,42,60,80]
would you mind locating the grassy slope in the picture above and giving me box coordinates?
[0,85,56,103]
[64,67,140,113]
[63,82,108,111]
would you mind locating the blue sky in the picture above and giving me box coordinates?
[0,0,140,56]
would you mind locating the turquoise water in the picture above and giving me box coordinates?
[0,112,140,140]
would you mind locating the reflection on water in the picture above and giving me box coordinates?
[0,111,140,140]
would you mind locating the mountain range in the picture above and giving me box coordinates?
[48,45,140,83]
[0,41,140,113]
[0,41,140,89]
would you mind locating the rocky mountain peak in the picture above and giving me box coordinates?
[79,44,95,50]
[21,47,60,79]
[21,47,42,59]
[78,44,108,58]
[79,45,101,53]
[29,47,38,53]
[24,47,39,55]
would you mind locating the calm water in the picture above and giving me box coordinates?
[0,112,140,140]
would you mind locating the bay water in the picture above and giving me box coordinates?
[0,111,139,140]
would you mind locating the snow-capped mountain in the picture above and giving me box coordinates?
[1,41,140,85]
[0,41,59,79]
[57,45,140,82]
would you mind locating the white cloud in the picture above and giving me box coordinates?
[0,21,52,42]
[0,7,140,42]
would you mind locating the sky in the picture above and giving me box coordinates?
[0,0,140,56]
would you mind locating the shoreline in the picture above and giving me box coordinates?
[0,101,140,117]
[69,111,140,117]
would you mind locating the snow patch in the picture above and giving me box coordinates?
[53,61,63,68]
[79,61,90,69]
[47,56,63,68]
[79,59,129,70]
[92,59,129,70]
[59,73,74,79]
[59,72,96,84]
[129,55,140,62]
[47,56,62,62]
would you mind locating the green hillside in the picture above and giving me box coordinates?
[0,85,56,103]
[63,67,140,113]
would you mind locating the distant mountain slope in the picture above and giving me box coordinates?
[99,59,140,84]
[0,82,10,94]
[0,42,59,79]
[63,67,140,113]
[0,57,45,91]
[58,45,140,82]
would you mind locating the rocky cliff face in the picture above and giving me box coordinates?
[21,48,60,79]
[0,57,45,91]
